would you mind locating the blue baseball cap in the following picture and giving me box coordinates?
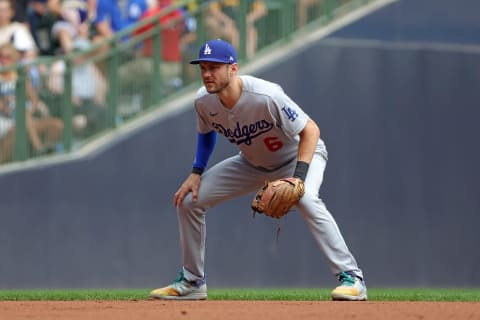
[190,39,238,64]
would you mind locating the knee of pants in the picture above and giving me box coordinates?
[298,191,321,207]
[177,193,207,217]
[296,191,328,218]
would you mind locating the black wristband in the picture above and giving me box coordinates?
[293,161,309,181]
[192,167,204,175]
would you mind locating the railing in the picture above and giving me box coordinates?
[0,0,371,165]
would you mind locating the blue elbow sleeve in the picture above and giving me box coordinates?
[193,131,217,173]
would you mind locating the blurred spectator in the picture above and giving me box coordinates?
[0,0,38,60]
[91,0,144,74]
[48,0,97,54]
[130,0,184,93]
[27,0,60,56]
[0,66,15,162]
[245,0,266,58]
[297,0,322,28]
[297,0,352,27]
[13,0,30,23]
[92,0,138,42]
[0,43,63,162]
[205,0,266,58]
[47,38,107,136]
[204,1,238,49]
[176,0,199,85]
[1,0,46,135]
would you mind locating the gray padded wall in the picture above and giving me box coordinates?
[1,40,479,289]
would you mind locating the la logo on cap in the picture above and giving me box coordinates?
[203,44,212,55]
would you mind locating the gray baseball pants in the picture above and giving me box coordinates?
[177,148,363,282]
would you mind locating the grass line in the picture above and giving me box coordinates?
[0,288,479,301]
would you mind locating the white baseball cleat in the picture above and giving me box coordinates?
[331,271,368,301]
[150,270,207,300]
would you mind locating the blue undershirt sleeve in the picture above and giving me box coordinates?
[192,131,218,174]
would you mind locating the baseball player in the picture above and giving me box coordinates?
[150,39,367,301]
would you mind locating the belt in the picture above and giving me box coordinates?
[250,156,296,173]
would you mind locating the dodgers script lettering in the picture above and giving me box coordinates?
[212,120,274,145]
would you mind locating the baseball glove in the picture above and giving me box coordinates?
[251,177,305,219]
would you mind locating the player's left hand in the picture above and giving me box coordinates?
[251,177,305,219]
[173,173,202,207]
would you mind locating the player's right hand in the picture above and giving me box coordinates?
[173,173,202,207]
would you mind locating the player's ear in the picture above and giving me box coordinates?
[229,63,238,74]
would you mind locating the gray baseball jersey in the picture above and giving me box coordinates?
[178,75,363,284]
[194,75,328,170]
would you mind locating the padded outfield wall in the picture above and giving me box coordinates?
[0,38,479,289]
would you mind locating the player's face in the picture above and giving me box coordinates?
[199,62,234,94]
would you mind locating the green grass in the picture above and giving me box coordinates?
[0,288,479,301]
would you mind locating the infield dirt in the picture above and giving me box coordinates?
[1,300,479,320]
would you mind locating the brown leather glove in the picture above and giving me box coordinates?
[251,177,305,219]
